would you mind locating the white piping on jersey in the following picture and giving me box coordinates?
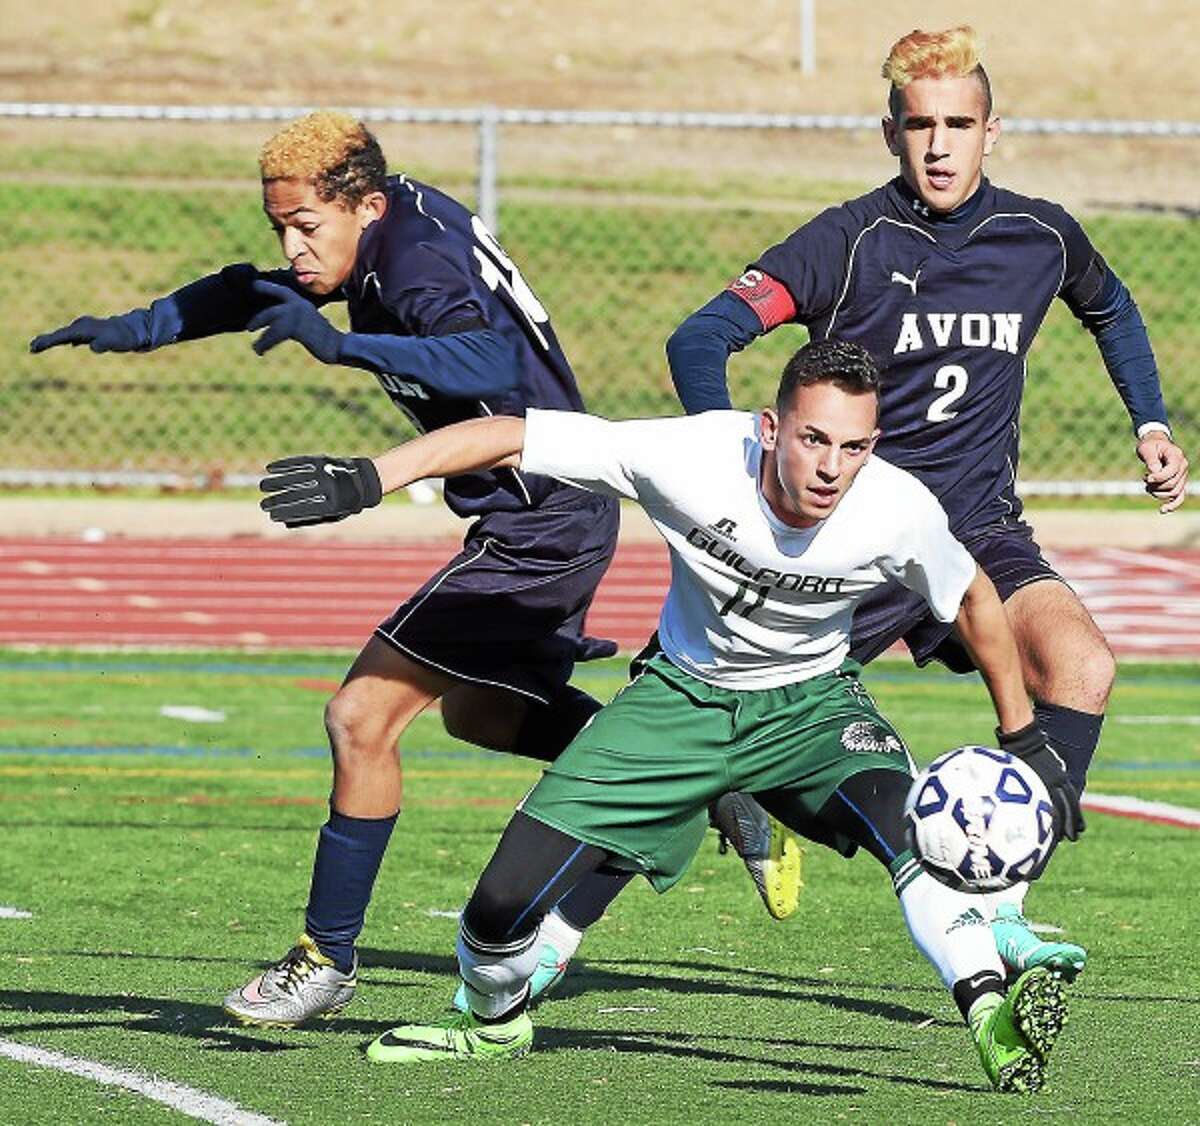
[827,212,1068,339]
[373,537,550,705]
[964,212,1068,294]
[361,271,382,299]
[478,399,534,506]
[826,217,936,337]
[397,173,447,232]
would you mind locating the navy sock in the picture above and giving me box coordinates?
[304,808,398,972]
[1034,701,1105,794]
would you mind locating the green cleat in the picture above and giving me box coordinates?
[993,904,1087,982]
[366,1010,533,1064]
[970,967,1068,1093]
[452,943,567,1013]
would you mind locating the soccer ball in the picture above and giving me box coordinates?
[904,745,1057,893]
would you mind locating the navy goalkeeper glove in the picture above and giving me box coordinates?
[996,721,1086,846]
[30,313,147,354]
[260,455,383,527]
[247,280,343,363]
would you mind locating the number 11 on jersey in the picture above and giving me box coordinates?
[719,579,769,620]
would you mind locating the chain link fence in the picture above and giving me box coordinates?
[1,105,1196,490]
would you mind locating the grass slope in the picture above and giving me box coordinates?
[4,170,1197,479]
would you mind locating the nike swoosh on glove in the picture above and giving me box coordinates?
[259,455,383,527]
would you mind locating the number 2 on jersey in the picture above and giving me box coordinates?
[719,579,768,620]
[925,363,968,422]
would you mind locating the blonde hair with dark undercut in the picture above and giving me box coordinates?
[882,26,992,118]
[258,111,387,207]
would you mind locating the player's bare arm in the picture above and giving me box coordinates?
[950,566,1033,735]
[259,416,526,527]
[953,565,1084,845]
[375,416,525,491]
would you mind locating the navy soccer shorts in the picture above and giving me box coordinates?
[374,489,620,703]
[848,517,1065,673]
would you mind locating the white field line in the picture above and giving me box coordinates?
[1098,548,1200,579]
[0,1038,283,1125]
[1082,791,1200,829]
[1109,715,1200,726]
[0,906,32,919]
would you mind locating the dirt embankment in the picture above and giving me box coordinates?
[2,1,1197,119]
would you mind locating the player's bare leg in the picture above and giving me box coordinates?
[326,638,454,814]
[224,638,451,1027]
[988,579,1112,981]
[1007,579,1115,723]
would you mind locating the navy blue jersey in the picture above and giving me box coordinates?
[340,176,587,514]
[733,177,1129,535]
[154,175,588,518]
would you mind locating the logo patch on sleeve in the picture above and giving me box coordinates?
[726,269,796,330]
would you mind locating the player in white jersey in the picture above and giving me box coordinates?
[260,339,1083,1092]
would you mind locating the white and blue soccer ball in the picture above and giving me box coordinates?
[904,745,1057,893]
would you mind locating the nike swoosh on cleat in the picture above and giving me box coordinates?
[375,1033,457,1053]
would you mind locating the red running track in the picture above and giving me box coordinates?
[0,537,1198,657]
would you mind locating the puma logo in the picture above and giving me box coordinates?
[325,463,357,477]
[890,268,921,296]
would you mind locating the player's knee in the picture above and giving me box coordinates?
[1039,634,1115,711]
[1076,641,1116,707]
[462,872,536,946]
[323,686,393,763]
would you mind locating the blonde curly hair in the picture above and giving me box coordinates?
[258,111,387,207]
[882,26,992,118]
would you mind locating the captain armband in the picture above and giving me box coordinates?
[725,269,797,331]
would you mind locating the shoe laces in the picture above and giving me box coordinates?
[271,944,321,994]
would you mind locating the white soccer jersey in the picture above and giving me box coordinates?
[522,409,977,689]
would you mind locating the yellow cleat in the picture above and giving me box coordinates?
[713,794,804,920]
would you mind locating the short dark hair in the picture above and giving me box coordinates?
[776,339,880,415]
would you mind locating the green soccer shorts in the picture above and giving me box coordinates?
[520,651,914,891]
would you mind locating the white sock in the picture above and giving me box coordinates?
[980,881,1030,923]
[537,909,584,961]
[898,872,1004,990]
[456,925,542,1019]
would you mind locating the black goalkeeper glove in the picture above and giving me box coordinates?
[997,721,1086,847]
[259,455,383,527]
[30,313,147,354]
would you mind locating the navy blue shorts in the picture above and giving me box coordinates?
[848,518,1065,673]
[375,489,620,703]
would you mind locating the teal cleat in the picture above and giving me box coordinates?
[452,944,568,1013]
[993,904,1087,982]
[367,1010,533,1064]
[970,966,1068,1093]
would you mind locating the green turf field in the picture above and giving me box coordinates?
[1,649,1197,1122]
